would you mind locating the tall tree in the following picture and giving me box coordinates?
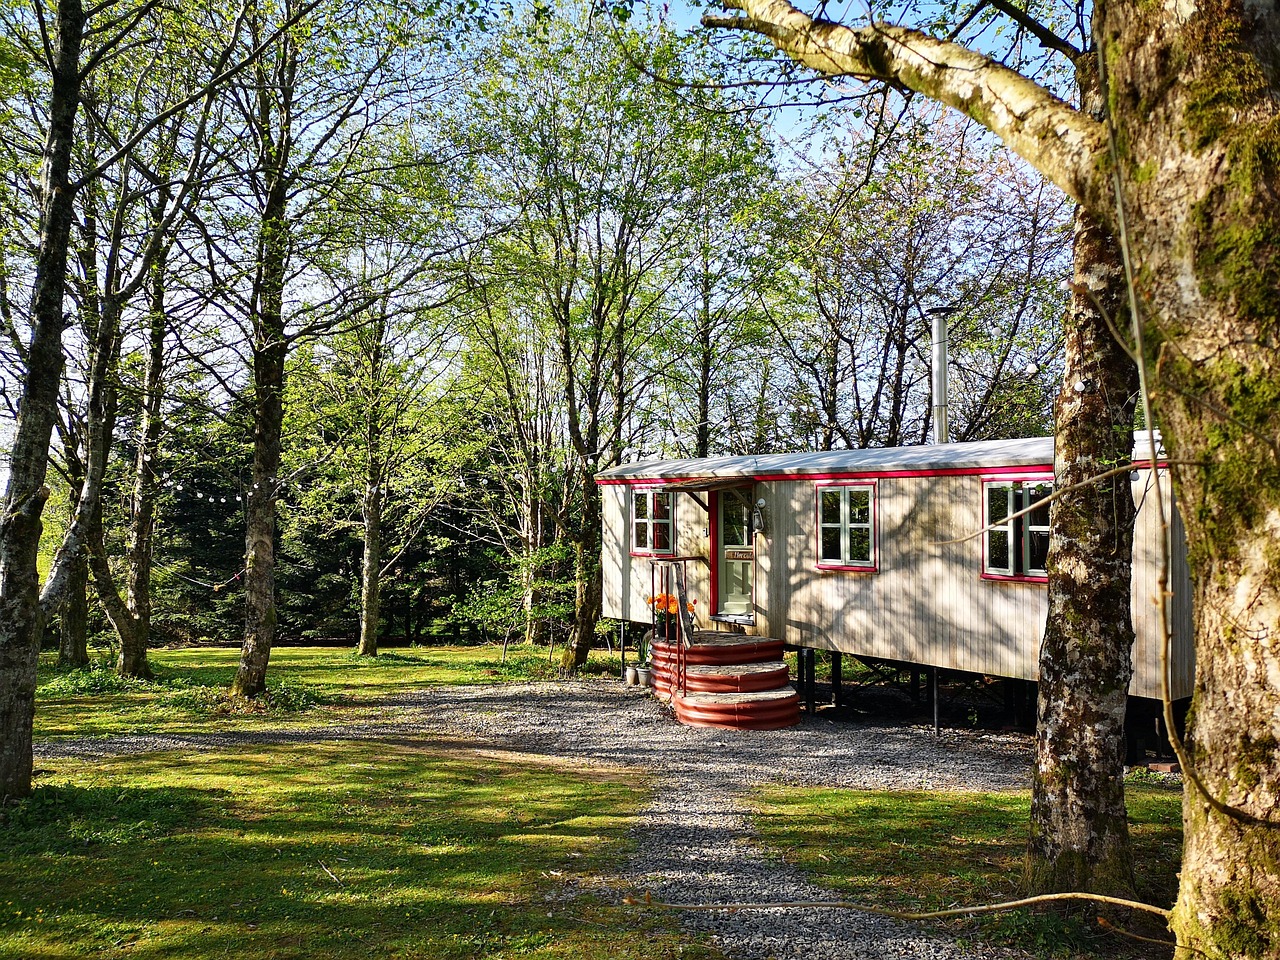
[212,0,454,696]
[1025,39,1142,898]
[0,0,307,796]
[0,0,88,801]
[702,1,1280,953]
[470,13,772,671]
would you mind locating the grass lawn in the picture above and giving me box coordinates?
[748,782,1183,957]
[34,644,625,740]
[1,740,712,960]
[22,645,1186,959]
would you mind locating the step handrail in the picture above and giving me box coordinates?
[648,557,699,697]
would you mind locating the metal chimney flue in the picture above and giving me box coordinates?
[928,306,956,445]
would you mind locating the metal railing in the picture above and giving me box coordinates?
[648,557,699,697]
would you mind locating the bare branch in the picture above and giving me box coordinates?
[701,0,1107,211]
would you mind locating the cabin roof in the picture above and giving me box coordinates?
[597,436,1056,484]
[598,432,1166,485]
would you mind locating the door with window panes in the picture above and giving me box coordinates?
[717,489,754,616]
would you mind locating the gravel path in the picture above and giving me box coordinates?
[36,681,1036,960]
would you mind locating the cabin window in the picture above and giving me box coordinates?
[816,483,876,569]
[983,479,1052,579]
[632,489,673,554]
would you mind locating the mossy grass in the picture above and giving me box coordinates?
[748,779,1182,958]
[34,645,625,741]
[1,741,714,960]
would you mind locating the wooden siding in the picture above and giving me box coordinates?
[601,468,1194,700]
[758,475,1047,681]
[1129,472,1195,700]
[601,485,713,630]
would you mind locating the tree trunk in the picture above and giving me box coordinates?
[232,35,292,698]
[233,312,286,698]
[232,176,289,698]
[1099,3,1280,952]
[1024,203,1139,898]
[521,491,548,647]
[561,474,602,673]
[0,0,84,800]
[39,287,124,615]
[120,254,167,680]
[357,473,382,657]
[57,550,90,668]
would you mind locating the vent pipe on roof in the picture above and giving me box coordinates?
[928,306,956,444]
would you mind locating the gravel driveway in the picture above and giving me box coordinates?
[36,681,1036,960]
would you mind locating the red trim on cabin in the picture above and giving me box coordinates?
[981,573,1050,584]
[597,454,1169,488]
[978,473,1053,583]
[813,479,879,573]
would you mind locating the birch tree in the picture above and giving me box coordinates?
[772,111,1067,450]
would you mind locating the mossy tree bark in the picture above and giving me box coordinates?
[1026,202,1139,898]
[57,550,90,668]
[0,0,83,800]
[703,0,1280,953]
[1025,57,1141,900]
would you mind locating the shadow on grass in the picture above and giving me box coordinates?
[0,740,686,960]
[751,785,1182,959]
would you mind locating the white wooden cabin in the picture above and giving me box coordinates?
[598,435,1194,702]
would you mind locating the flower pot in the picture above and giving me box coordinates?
[625,665,639,686]
[636,665,653,687]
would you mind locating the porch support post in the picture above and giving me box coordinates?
[831,651,842,708]
[931,666,940,736]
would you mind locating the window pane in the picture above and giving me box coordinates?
[821,528,842,561]
[821,490,841,525]
[987,484,1009,523]
[633,493,648,520]
[849,489,870,524]
[849,528,871,563]
[634,522,649,549]
[723,496,749,546]
[1028,531,1050,573]
[989,530,1010,571]
[1027,484,1052,526]
[652,492,670,520]
[654,521,671,552]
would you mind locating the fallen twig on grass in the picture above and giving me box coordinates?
[627,890,1170,920]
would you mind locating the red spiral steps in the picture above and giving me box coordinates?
[650,631,800,730]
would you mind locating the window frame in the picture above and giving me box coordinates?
[815,481,878,572]
[630,487,675,557]
[981,475,1053,582]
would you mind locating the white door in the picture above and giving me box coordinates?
[718,489,754,616]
